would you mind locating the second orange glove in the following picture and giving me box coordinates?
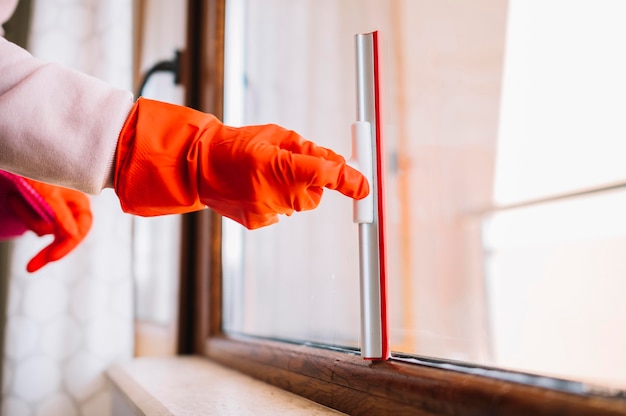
[6,177,92,272]
[114,98,369,229]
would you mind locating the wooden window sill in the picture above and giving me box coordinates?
[106,356,345,416]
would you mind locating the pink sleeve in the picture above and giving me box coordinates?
[0,0,18,36]
[0,37,134,194]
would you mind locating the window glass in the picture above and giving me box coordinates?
[484,190,626,386]
[485,0,626,388]
[132,0,187,354]
[222,0,394,348]
[222,0,626,390]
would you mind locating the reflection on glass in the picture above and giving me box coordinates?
[221,0,626,390]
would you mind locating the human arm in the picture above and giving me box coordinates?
[0,37,133,193]
[0,37,368,230]
[0,170,92,272]
[115,98,369,229]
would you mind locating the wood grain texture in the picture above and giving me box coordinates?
[204,335,626,416]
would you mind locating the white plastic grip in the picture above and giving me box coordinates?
[350,121,374,224]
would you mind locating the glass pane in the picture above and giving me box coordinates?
[495,0,626,205]
[222,0,370,347]
[484,189,626,387]
[221,0,626,391]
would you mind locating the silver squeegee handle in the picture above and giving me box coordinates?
[352,33,383,360]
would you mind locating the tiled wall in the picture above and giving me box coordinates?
[1,1,134,415]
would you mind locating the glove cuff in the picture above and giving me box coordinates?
[114,98,211,216]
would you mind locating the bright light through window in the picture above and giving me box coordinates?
[220,0,626,391]
[494,0,626,205]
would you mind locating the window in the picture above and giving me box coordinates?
[132,0,188,357]
[182,0,626,414]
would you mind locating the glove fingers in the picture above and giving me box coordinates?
[293,186,324,212]
[26,221,91,273]
[257,125,345,163]
[64,196,93,236]
[288,140,345,163]
[47,193,80,237]
[289,153,370,202]
[239,210,279,230]
[23,190,92,273]
[26,237,77,273]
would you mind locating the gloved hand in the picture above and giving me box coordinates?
[0,170,55,240]
[1,173,93,272]
[114,98,369,229]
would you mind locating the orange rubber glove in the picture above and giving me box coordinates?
[114,98,369,229]
[9,179,93,272]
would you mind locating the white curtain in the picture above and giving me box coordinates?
[1,1,134,415]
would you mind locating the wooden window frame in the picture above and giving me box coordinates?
[178,1,626,415]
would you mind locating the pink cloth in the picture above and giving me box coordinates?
[0,170,54,239]
[0,36,134,193]
[0,0,134,194]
